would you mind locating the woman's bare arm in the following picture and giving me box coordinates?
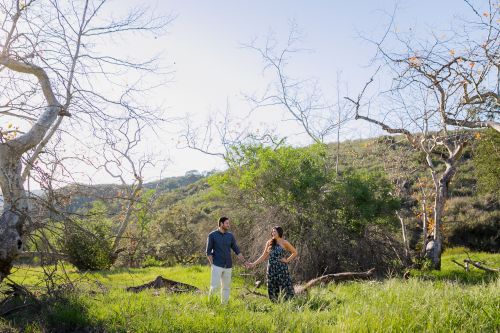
[250,241,271,267]
[281,240,298,263]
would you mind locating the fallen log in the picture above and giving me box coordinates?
[463,260,499,273]
[294,268,375,294]
[126,276,200,293]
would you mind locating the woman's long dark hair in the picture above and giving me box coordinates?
[270,226,284,248]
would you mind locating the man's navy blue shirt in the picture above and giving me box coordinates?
[206,230,241,268]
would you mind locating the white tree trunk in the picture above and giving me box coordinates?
[396,210,410,260]
[426,164,455,270]
[0,147,28,280]
[427,191,444,270]
[421,197,428,257]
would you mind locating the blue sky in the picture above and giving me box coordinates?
[109,0,478,180]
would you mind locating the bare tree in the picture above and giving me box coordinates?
[348,1,499,269]
[96,119,159,261]
[181,24,352,168]
[179,103,250,160]
[244,23,352,144]
[179,101,285,163]
[0,0,171,281]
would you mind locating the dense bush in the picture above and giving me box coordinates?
[62,225,113,271]
[147,202,210,266]
[444,194,499,252]
[61,202,114,271]
[209,143,402,280]
[473,129,500,195]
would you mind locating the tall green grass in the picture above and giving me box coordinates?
[2,249,499,332]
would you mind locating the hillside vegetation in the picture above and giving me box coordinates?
[19,131,498,276]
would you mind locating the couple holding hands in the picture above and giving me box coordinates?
[206,217,298,303]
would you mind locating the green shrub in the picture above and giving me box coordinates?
[62,224,113,271]
[444,194,499,252]
[473,128,500,195]
[61,202,114,271]
[142,255,164,268]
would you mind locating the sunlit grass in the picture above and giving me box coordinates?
[2,249,499,332]
[411,248,500,284]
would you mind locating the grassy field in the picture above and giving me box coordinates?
[1,249,499,332]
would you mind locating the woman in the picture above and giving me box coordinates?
[247,226,298,301]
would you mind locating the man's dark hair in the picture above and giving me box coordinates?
[218,216,229,226]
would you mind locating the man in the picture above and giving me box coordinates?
[206,216,245,303]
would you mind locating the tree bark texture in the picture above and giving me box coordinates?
[0,147,27,280]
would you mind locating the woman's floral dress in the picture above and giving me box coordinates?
[267,244,294,301]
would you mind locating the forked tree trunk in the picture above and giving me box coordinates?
[111,182,142,255]
[0,60,62,282]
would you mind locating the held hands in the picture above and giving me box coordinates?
[244,262,255,269]
[245,259,289,268]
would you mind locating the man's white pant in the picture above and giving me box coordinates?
[209,265,232,303]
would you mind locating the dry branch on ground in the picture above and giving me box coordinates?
[294,268,376,294]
